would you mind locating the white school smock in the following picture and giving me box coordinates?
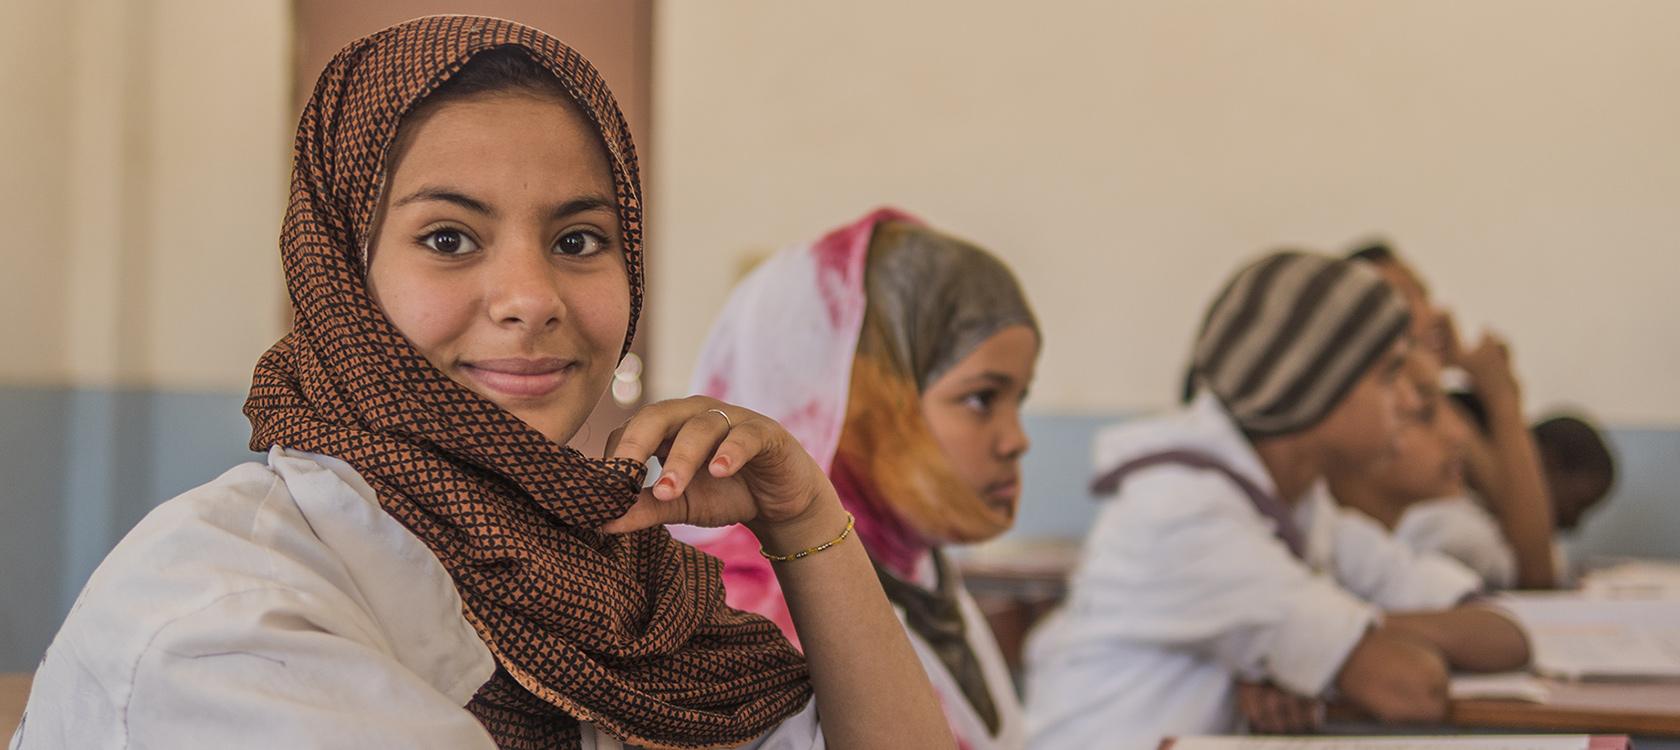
[12,447,822,750]
[1395,495,1519,589]
[1021,393,1479,750]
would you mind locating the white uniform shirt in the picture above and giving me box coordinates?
[1022,394,1479,750]
[12,448,821,750]
[1394,496,1519,589]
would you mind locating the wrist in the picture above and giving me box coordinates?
[748,487,849,556]
[1482,392,1523,424]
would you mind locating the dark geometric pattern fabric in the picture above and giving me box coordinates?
[244,16,809,749]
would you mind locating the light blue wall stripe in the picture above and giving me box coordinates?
[1,389,1675,670]
[2,387,256,670]
[0,387,70,674]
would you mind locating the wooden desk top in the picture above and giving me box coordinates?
[1452,679,1680,737]
[1,673,31,741]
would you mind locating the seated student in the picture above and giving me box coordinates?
[672,210,1039,750]
[1349,242,1560,588]
[14,19,955,750]
[1328,352,1485,567]
[1398,409,1617,587]
[1023,251,1531,750]
[1532,415,1617,534]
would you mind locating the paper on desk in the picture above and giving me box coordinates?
[1580,560,1680,600]
[1448,671,1550,702]
[1160,736,1614,750]
[1493,593,1680,680]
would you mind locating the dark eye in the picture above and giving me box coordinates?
[420,229,478,255]
[962,390,998,414]
[555,230,607,257]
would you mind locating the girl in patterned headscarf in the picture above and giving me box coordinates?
[675,209,1042,750]
[16,17,951,750]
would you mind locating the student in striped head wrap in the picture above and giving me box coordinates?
[1023,251,1533,749]
[15,16,953,750]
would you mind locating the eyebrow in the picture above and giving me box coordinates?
[394,187,495,217]
[548,195,617,221]
[958,371,1017,389]
[392,188,616,223]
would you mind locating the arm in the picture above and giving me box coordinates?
[758,497,953,749]
[605,397,954,750]
[1236,681,1324,734]
[1333,627,1451,724]
[1456,334,1556,589]
[1383,606,1531,672]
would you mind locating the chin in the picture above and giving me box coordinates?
[510,409,588,445]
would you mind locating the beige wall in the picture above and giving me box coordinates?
[1,0,72,384]
[1,0,290,391]
[651,1,1680,425]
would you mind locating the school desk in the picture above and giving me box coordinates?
[1,672,30,741]
[1450,679,1680,737]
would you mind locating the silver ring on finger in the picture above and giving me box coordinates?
[705,408,733,430]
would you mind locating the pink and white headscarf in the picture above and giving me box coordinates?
[673,207,1038,641]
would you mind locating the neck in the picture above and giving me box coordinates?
[829,457,933,580]
[1251,433,1326,506]
[1325,472,1405,529]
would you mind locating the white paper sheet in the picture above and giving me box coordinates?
[1165,736,1599,750]
[1580,560,1680,600]
[1493,593,1680,680]
[1448,672,1551,702]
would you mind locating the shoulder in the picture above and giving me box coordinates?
[26,450,494,743]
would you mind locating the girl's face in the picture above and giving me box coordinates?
[367,91,630,444]
[919,325,1039,520]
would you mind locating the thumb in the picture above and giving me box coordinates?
[600,490,688,534]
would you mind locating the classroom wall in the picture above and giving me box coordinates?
[649,0,1680,426]
[648,0,1678,584]
[3,0,1677,671]
[0,0,290,670]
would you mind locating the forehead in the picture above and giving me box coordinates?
[386,92,613,191]
[945,325,1040,376]
[1375,260,1429,300]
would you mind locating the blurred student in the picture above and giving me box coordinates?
[1328,351,1482,563]
[1023,251,1530,749]
[1349,241,1563,588]
[1398,406,1617,587]
[673,210,1039,749]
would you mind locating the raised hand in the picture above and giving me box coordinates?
[599,396,836,540]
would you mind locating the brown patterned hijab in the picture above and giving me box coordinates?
[244,16,809,749]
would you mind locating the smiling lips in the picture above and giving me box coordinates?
[459,357,577,398]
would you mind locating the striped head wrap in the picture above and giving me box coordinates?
[1189,251,1411,436]
[244,16,809,749]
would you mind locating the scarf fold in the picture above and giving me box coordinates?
[873,552,1001,734]
[245,16,808,749]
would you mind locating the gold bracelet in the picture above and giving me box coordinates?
[759,512,856,562]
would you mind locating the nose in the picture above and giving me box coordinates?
[996,409,1031,461]
[485,243,565,331]
[1442,400,1474,452]
[1395,374,1425,418]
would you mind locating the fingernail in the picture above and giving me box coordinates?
[656,475,677,498]
[710,456,730,473]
